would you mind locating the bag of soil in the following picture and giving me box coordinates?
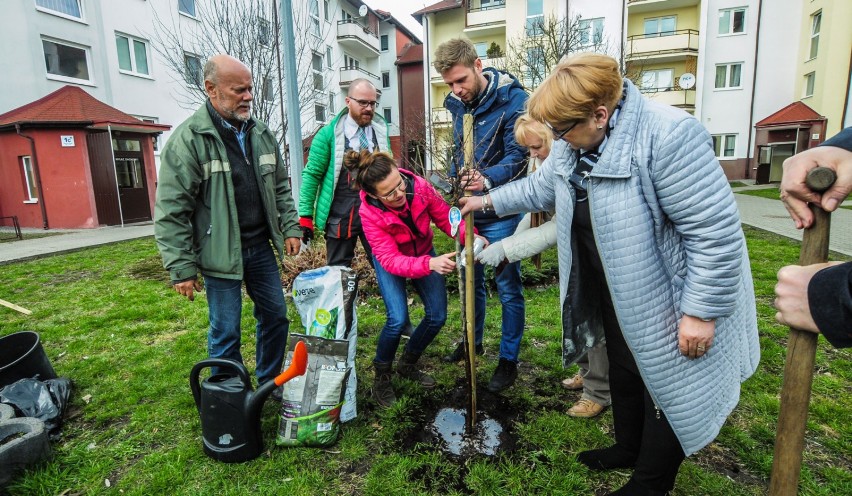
[289,266,359,422]
[276,335,350,447]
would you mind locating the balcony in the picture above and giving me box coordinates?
[465,0,506,37]
[431,107,452,127]
[339,66,380,88]
[625,29,699,63]
[337,20,380,58]
[640,86,696,112]
[627,0,700,14]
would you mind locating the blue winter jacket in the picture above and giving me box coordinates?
[445,67,528,223]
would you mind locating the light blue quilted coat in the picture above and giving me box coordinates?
[491,80,760,456]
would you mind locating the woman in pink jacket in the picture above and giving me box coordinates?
[347,150,485,408]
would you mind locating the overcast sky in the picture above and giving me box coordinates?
[365,0,430,40]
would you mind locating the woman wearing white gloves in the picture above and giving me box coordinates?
[476,115,611,418]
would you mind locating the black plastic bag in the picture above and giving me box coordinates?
[0,377,72,439]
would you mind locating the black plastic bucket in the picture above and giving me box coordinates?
[0,332,57,388]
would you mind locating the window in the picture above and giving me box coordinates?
[644,16,676,36]
[526,0,544,37]
[718,7,746,35]
[42,38,91,82]
[135,117,160,151]
[804,72,815,98]
[329,92,335,114]
[326,45,333,69]
[641,69,674,91]
[315,103,327,123]
[383,108,392,123]
[312,53,323,90]
[578,17,604,46]
[263,77,274,102]
[21,156,38,202]
[324,0,330,21]
[178,0,196,17]
[115,34,150,76]
[809,11,821,60]
[344,54,359,69]
[474,42,487,59]
[309,0,320,37]
[35,0,82,19]
[184,53,202,86]
[711,134,736,159]
[382,71,390,88]
[714,63,742,89]
[380,35,389,52]
[258,18,271,46]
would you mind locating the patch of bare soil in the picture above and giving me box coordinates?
[693,442,765,487]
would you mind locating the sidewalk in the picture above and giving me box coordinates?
[0,223,154,266]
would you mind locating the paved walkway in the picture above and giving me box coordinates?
[0,188,850,265]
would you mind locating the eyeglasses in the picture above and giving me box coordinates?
[350,98,379,109]
[546,120,580,141]
[377,174,406,201]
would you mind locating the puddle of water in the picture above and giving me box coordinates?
[430,407,503,456]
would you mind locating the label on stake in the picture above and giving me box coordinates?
[449,207,462,237]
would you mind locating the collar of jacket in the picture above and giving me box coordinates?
[584,79,642,179]
[188,100,269,138]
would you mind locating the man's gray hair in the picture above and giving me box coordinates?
[203,59,218,85]
[348,78,376,96]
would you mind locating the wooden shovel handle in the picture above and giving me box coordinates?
[769,167,836,495]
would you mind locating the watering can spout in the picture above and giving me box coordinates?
[247,341,308,421]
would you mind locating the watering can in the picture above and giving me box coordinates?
[189,340,307,463]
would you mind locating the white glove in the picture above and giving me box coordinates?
[513,213,532,236]
[458,237,486,268]
[476,241,506,267]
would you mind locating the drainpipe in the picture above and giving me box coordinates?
[744,0,763,180]
[15,124,49,230]
[107,125,125,227]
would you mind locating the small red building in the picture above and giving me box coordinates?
[752,102,826,184]
[0,86,170,229]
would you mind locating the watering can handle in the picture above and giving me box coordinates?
[189,358,252,410]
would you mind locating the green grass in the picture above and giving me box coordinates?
[728,181,749,189]
[736,186,782,201]
[0,228,849,495]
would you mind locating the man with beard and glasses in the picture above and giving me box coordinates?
[154,54,301,391]
[433,38,529,393]
[299,78,392,268]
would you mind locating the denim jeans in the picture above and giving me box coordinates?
[373,251,447,365]
[468,214,525,362]
[203,242,289,384]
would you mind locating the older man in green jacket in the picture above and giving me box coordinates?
[154,54,301,386]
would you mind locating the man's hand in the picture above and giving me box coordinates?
[174,279,203,301]
[285,237,301,256]
[460,170,489,192]
[677,314,715,359]
[774,261,843,333]
[429,253,457,275]
[780,145,852,229]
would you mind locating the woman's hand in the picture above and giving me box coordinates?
[677,314,715,359]
[429,253,457,275]
[458,195,485,216]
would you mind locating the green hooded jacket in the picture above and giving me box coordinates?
[154,104,301,282]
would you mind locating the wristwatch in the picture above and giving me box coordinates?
[482,176,492,191]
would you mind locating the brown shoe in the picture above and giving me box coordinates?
[561,373,584,390]
[567,398,605,418]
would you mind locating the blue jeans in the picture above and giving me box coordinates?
[468,215,525,362]
[203,242,289,384]
[373,251,447,365]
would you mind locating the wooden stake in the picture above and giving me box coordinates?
[463,113,477,430]
[0,298,32,315]
[768,167,836,495]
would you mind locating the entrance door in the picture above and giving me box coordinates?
[112,138,152,223]
[769,143,795,183]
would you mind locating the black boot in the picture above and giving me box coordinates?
[487,358,517,392]
[577,444,638,471]
[442,341,485,363]
[396,351,436,388]
[606,477,670,496]
[372,362,397,408]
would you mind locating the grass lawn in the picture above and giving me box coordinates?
[728,181,749,189]
[737,187,852,210]
[0,227,850,495]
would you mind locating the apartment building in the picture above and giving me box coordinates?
[414,0,626,172]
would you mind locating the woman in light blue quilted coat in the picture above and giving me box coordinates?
[460,53,759,495]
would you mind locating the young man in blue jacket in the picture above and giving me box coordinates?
[434,38,529,392]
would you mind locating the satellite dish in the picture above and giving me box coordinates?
[678,73,696,90]
[358,5,368,17]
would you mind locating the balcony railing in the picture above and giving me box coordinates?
[639,86,696,109]
[466,0,506,29]
[626,29,699,58]
[431,107,452,125]
[336,19,380,56]
[339,66,380,87]
[467,0,505,13]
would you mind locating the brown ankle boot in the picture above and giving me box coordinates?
[372,362,397,408]
[396,352,436,388]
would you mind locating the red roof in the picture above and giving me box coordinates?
[0,85,170,132]
[396,43,424,65]
[413,0,461,18]
[755,101,825,127]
